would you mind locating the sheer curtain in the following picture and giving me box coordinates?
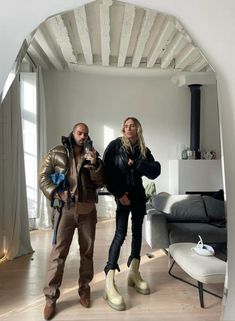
[1,74,33,260]
[37,67,51,230]
[0,91,4,259]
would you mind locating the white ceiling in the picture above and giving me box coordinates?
[25,0,212,73]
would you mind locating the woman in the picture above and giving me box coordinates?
[103,117,161,311]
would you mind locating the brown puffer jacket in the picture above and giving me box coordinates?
[39,143,104,203]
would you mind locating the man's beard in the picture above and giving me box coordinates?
[74,140,84,147]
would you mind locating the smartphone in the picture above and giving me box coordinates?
[84,139,93,152]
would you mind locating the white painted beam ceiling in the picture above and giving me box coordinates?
[26,0,211,73]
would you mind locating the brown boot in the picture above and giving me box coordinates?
[79,285,91,308]
[80,295,91,308]
[44,303,56,320]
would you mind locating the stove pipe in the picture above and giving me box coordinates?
[188,84,201,159]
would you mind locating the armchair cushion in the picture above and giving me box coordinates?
[202,195,226,222]
[151,194,209,223]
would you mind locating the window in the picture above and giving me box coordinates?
[20,72,38,224]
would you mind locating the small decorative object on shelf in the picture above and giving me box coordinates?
[181,149,188,160]
[176,143,186,159]
[196,149,201,159]
[211,150,216,159]
[202,150,217,160]
[187,150,193,160]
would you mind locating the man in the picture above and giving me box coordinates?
[39,123,104,320]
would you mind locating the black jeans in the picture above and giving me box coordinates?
[104,198,146,273]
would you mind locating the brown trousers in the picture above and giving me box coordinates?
[43,203,97,304]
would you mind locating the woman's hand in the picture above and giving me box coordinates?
[119,193,130,206]
[128,158,134,166]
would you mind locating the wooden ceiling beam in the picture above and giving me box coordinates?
[132,10,156,68]
[147,17,176,68]
[117,4,135,67]
[186,56,209,72]
[175,43,200,70]
[48,16,77,69]
[74,6,93,65]
[33,28,64,70]
[100,0,112,66]
[27,41,53,70]
[161,32,187,69]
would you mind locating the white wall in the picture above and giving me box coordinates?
[169,160,223,194]
[43,69,220,193]
[1,1,235,319]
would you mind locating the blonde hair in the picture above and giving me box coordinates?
[121,117,147,158]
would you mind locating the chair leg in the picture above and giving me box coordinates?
[198,281,204,308]
[168,260,222,308]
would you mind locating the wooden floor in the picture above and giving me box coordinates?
[0,218,224,321]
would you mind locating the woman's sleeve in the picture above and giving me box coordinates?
[136,148,161,180]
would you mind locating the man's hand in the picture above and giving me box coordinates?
[84,149,97,165]
[58,190,68,202]
[119,193,130,206]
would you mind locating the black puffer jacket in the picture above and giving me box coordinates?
[103,138,161,200]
